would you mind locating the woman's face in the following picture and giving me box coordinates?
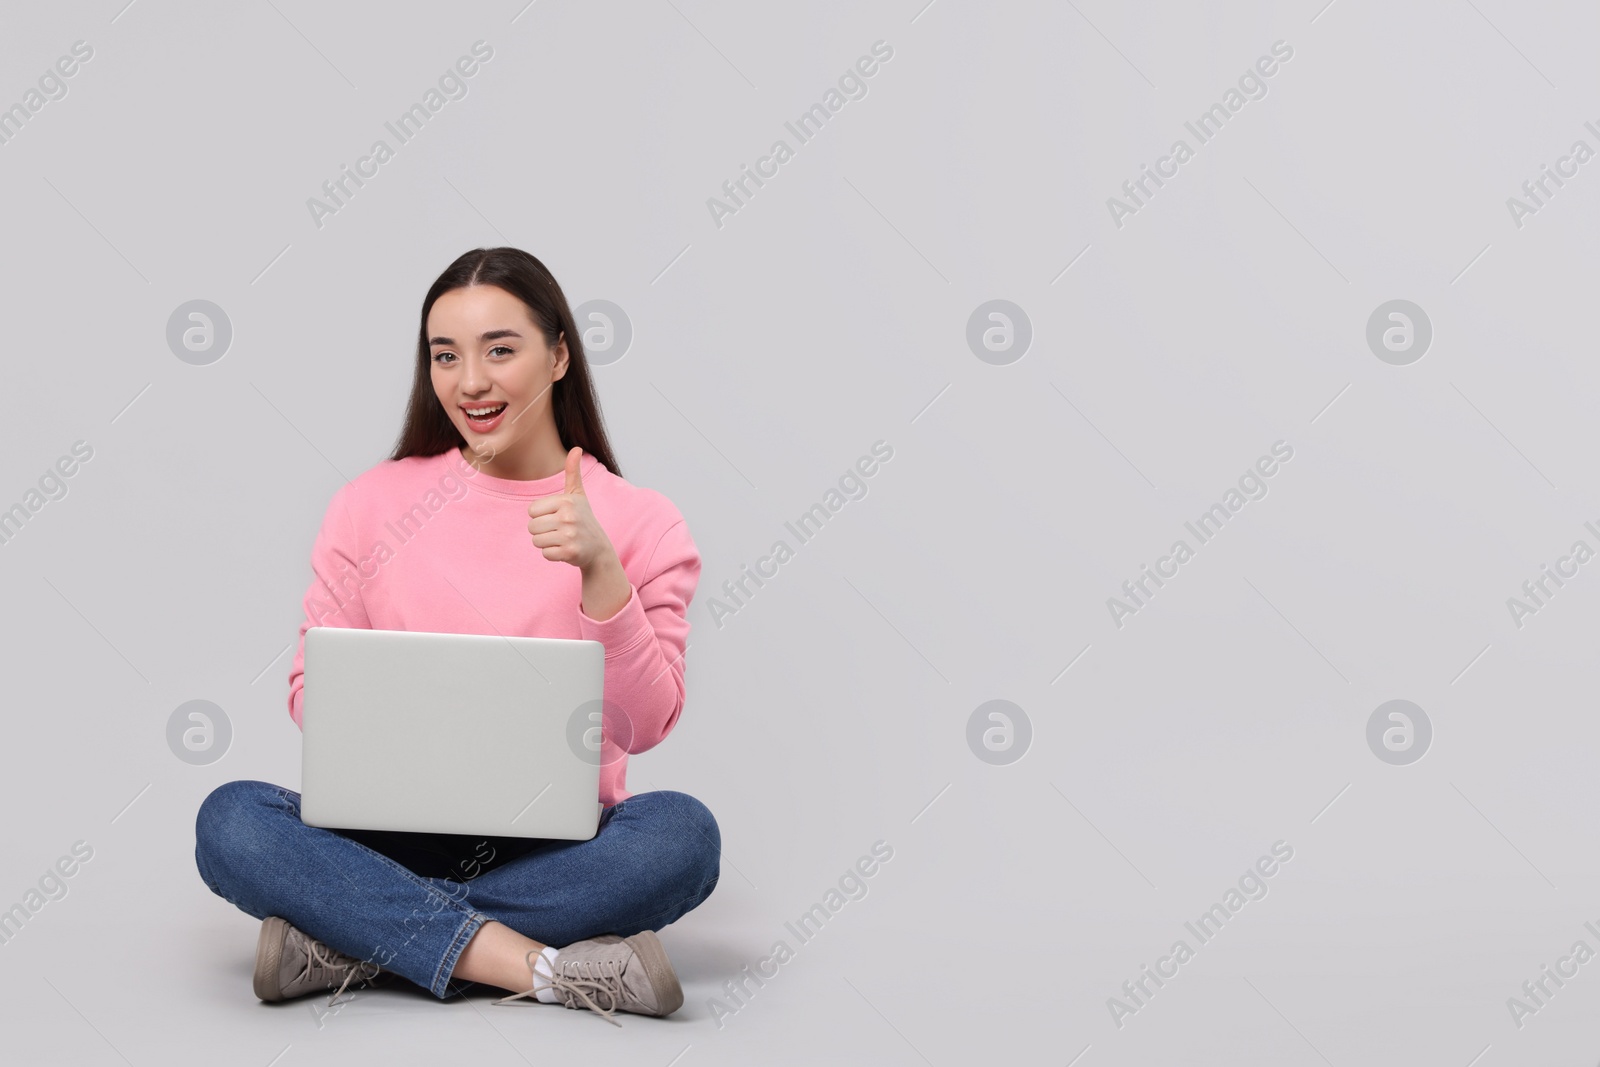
[427,284,567,462]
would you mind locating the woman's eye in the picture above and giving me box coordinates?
[432,352,456,364]
[490,345,512,358]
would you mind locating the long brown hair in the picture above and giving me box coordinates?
[389,247,622,478]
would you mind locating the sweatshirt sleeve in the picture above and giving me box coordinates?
[576,516,700,755]
[287,483,373,729]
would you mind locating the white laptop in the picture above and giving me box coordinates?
[299,627,607,840]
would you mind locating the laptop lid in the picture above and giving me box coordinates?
[299,626,606,840]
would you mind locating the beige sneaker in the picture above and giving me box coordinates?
[494,930,684,1025]
[253,916,386,1005]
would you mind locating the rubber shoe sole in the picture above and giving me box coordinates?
[253,916,291,1002]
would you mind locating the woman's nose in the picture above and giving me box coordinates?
[461,353,487,392]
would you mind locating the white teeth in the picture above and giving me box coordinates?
[465,404,505,417]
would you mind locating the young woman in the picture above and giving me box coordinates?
[193,247,720,1026]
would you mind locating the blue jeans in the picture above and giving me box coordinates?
[194,780,720,998]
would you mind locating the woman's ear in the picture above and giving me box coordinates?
[551,330,570,381]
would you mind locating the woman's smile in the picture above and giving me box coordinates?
[460,401,508,433]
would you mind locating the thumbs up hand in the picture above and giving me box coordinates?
[528,447,617,573]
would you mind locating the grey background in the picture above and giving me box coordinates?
[1,0,1595,1063]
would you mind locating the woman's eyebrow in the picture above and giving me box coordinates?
[429,328,524,346]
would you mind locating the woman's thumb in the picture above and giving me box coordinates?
[565,446,585,495]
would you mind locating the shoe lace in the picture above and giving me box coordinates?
[494,949,626,1027]
[305,939,383,1009]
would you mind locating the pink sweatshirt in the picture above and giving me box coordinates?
[286,447,700,807]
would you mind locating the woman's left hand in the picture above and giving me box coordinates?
[527,447,619,574]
